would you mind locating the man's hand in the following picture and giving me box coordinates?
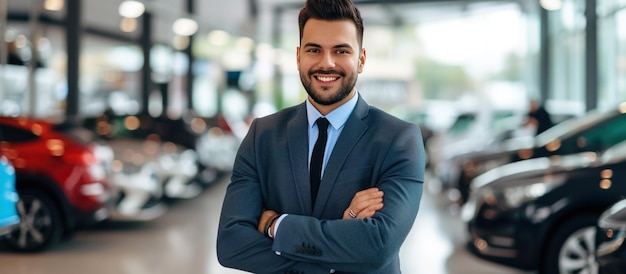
[343,188,384,219]
[258,210,279,235]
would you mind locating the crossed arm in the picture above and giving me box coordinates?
[257,188,385,237]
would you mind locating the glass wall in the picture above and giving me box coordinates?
[79,34,142,117]
[413,3,529,104]
[7,0,626,124]
[547,0,586,109]
[598,0,626,111]
[0,22,66,118]
[192,31,257,124]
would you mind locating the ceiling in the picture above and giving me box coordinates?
[6,0,523,44]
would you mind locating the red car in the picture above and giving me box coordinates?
[0,116,116,252]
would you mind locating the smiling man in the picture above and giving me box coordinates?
[298,18,364,112]
[216,0,425,273]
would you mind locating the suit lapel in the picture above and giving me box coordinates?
[313,97,369,216]
[287,103,314,214]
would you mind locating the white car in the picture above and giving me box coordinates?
[94,144,167,221]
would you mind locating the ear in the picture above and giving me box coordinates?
[296,46,301,70]
[357,48,366,73]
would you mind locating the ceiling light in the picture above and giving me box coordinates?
[540,0,562,11]
[172,18,198,36]
[44,0,64,11]
[119,0,145,19]
[208,30,230,46]
[172,35,190,50]
[120,17,138,33]
[235,37,255,53]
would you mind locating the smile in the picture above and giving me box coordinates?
[316,76,339,82]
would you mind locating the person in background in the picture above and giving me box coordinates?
[216,0,426,273]
[526,99,554,135]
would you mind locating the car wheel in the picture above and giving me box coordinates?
[6,189,64,252]
[542,214,599,274]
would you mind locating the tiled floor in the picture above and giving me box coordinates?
[0,172,532,274]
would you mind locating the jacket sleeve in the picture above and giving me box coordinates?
[216,120,331,274]
[271,123,425,272]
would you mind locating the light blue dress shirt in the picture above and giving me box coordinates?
[306,92,360,176]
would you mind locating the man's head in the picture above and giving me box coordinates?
[298,0,364,48]
[529,99,540,112]
[297,0,366,115]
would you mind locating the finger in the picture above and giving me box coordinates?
[364,202,384,212]
[351,199,383,218]
[356,188,382,199]
[358,209,375,218]
[344,188,384,219]
[351,189,383,205]
[352,197,383,212]
[344,208,358,219]
[361,201,384,217]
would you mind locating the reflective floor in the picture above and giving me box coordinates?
[0,172,533,274]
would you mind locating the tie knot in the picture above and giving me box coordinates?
[316,118,329,131]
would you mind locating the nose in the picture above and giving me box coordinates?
[319,51,336,69]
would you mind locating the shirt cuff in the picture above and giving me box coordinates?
[272,214,288,256]
[272,214,288,238]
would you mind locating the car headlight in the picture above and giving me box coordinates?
[597,199,626,257]
[597,228,626,257]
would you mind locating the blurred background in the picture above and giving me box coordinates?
[1,0,626,273]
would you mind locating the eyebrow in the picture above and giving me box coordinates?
[303,42,354,50]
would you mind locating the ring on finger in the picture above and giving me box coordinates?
[349,209,357,218]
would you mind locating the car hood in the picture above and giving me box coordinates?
[472,151,599,190]
[458,135,536,164]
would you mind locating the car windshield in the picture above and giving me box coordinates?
[535,110,610,147]
[447,113,476,136]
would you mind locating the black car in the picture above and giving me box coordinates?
[463,140,626,274]
[454,104,626,205]
[596,198,626,273]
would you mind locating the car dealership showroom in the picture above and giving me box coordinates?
[1,0,626,273]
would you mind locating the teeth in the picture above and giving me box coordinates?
[317,76,337,82]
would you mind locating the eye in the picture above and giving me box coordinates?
[306,48,321,53]
[336,49,349,54]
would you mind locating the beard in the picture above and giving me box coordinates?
[300,69,357,106]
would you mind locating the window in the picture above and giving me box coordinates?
[0,125,39,143]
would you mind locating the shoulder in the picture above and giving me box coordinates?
[366,105,417,130]
[253,104,302,128]
[354,96,416,130]
[360,106,424,148]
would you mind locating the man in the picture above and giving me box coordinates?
[216,0,425,273]
[525,99,553,135]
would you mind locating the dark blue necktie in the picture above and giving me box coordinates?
[310,118,329,207]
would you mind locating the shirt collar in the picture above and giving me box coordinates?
[306,92,359,130]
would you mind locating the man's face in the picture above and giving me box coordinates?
[297,19,365,110]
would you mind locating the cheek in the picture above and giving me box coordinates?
[298,60,315,72]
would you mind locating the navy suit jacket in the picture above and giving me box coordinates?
[217,96,425,274]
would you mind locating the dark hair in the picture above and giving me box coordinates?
[298,0,364,47]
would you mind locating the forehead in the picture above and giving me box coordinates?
[301,18,359,48]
